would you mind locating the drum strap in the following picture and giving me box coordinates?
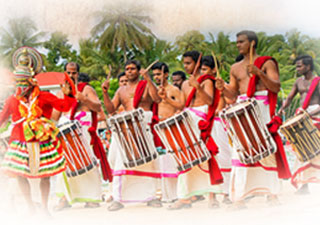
[186,74,223,185]
[70,82,113,182]
[247,56,291,179]
[302,76,320,110]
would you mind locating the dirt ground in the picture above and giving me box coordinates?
[0,173,319,225]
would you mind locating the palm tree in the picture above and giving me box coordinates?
[0,17,45,67]
[91,1,155,61]
[175,30,207,53]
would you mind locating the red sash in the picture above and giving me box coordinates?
[133,80,162,148]
[247,56,291,179]
[185,74,223,185]
[70,82,113,182]
[302,76,320,110]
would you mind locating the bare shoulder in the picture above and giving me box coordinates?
[230,61,242,75]
[83,85,97,94]
[167,84,181,94]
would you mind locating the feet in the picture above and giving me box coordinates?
[105,195,114,203]
[84,202,100,208]
[190,195,205,203]
[295,184,310,195]
[222,196,233,205]
[208,199,220,209]
[108,201,124,211]
[267,195,281,206]
[147,199,162,208]
[167,200,192,210]
[53,198,71,211]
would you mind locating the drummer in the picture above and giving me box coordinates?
[52,63,109,210]
[216,30,291,209]
[102,59,162,211]
[152,62,184,202]
[200,55,233,207]
[168,50,223,210]
[278,55,320,194]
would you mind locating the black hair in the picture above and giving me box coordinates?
[201,55,220,69]
[117,72,126,81]
[151,62,169,73]
[295,55,314,71]
[172,71,186,80]
[183,51,201,63]
[64,62,80,72]
[235,54,244,62]
[124,60,141,71]
[78,73,90,82]
[236,30,258,48]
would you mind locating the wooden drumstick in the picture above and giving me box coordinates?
[106,64,112,80]
[161,65,165,87]
[249,41,254,77]
[211,50,220,79]
[192,53,203,76]
[146,59,159,72]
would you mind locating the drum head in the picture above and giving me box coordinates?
[282,113,306,127]
[223,99,255,117]
[57,121,78,136]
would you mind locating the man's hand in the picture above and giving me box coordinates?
[189,75,200,89]
[61,81,71,96]
[158,86,167,101]
[140,68,150,80]
[215,77,225,91]
[277,108,285,116]
[75,91,86,102]
[101,69,111,94]
[247,64,261,76]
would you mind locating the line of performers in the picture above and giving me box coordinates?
[1,30,320,215]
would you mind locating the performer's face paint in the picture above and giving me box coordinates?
[236,34,251,55]
[183,56,196,75]
[125,64,139,81]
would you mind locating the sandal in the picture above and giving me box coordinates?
[190,195,205,203]
[167,200,192,210]
[222,196,233,205]
[147,199,162,208]
[84,202,100,208]
[108,201,124,211]
[208,200,220,209]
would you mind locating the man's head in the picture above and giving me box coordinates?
[78,73,90,83]
[124,60,141,82]
[236,30,258,55]
[117,72,128,86]
[171,71,186,89]
[151,62,169,86]
[64,62,80,83]
[183,50,201,75]
[295,55,314,75]
[200,55,219,76]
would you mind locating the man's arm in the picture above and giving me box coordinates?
[216,66,239,101]
[101,79,121,114]
[158,86,185,110]
[278,80,298,115]
[140,69,161,104]
[247,60,281,93]
[78,86,102,112]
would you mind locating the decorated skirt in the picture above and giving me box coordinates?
[1,139,66,178]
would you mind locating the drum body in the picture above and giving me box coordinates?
[220,99,276,164]
[155,111,211,171]
[280,112,320,162]
[57,120,97,177]
[107,108,157,168]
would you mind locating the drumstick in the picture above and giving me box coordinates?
[192,53,203,76]
[106,64,112,80]
[249,42,254,77]
[211,51,220,79]
[146,59,159,72]
[161,65,165,87]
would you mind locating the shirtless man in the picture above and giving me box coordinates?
[168,51,223,210]
[151,62,184,202]
[172,71,186,90]
[102,60,162,211]
[278,55,320,194]
[53,62,103,210]
[216,30,291,208]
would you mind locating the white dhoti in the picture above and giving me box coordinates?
[229,91,281,202]
[56,111,102,203]
[108,110,161,203]
[176,105,221,199]
[291,104,320,188]
[211,117,232,194]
